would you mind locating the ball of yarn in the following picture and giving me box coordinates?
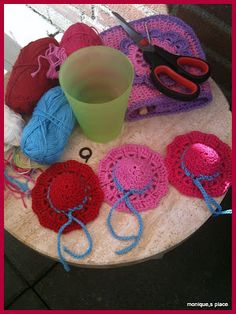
[20,86,76,164]
[60,22,103,56]
[5,37,59,114]
[4,104,25,152]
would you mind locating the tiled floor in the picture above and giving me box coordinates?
[4,188,232,310]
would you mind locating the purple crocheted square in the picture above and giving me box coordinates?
[101,15,212,121]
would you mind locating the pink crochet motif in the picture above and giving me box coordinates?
[165,131,232,198]
[98,144,169,212]
[101,15,212,121]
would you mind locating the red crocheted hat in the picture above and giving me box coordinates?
[5,37,59,114]
[32,160,104,233]
[98,144,169,212]
[165,131,232,198]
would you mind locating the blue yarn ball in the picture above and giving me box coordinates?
[21,86,76,164]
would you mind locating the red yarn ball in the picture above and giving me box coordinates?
[60,22,103,56]
[184,143,221,176]
[50,173,85,211]
[5,37,59,114]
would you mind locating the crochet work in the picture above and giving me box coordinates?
[165,131,232,198]
[32,160,104,233]
[99,144,169,212]
[184,143,221,177]
[101,15,212,121]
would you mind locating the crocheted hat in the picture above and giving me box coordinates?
[99,144,168,255]
[101,15,212,121]
[99,144,169,212]
[32,160,103,233]
[165,131,232,215]
[32,160,104,271]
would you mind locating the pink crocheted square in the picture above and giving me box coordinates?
[101,15,212,121]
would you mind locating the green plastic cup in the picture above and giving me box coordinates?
[59,46,134,143]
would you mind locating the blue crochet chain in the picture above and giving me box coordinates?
[47,188,93,272]
[107,169,152,255]
[181,152,232,216]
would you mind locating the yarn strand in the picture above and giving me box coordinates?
[31,43,67,79]
[107,169,151,255]
[181,159,232,216]
[107,192,138,242]
[193,177,232,216]
[47,191,92,272]
[4,149,40,208]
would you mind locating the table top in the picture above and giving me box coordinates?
[4,79,232,268]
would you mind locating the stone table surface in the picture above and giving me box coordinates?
[4,79,232,268]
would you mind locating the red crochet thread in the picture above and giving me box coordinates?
[165,131,232,198]
[32,160,104,233]
[5,37,59,114]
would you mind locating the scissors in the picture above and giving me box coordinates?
[113,12,211,101]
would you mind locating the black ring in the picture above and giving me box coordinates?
[79,147,92,163]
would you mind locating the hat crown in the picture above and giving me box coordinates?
[115,157,152,190]
[184,143,221,176]
[50,173,84,211]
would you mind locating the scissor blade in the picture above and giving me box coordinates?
[112,12,145,46]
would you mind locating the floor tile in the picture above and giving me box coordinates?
[5,231,57,285]
[8,289,48,310]
[4,258,28,307]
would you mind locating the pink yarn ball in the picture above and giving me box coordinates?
[60,22,103,56]
[184,143,221,177]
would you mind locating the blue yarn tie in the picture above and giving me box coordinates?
[181,157,232,216]
[47,190,92,272]
[107,170,151,255]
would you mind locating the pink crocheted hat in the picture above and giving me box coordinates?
[165,131,232,199]
[98,144,169,212]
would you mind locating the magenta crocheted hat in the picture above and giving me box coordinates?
[99,144,169,212]
[165,131,232,216]
[101,15,212,121]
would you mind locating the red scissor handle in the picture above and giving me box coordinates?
[176,56,210,83]
[144,46,211,85]
[151,65,200,101]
